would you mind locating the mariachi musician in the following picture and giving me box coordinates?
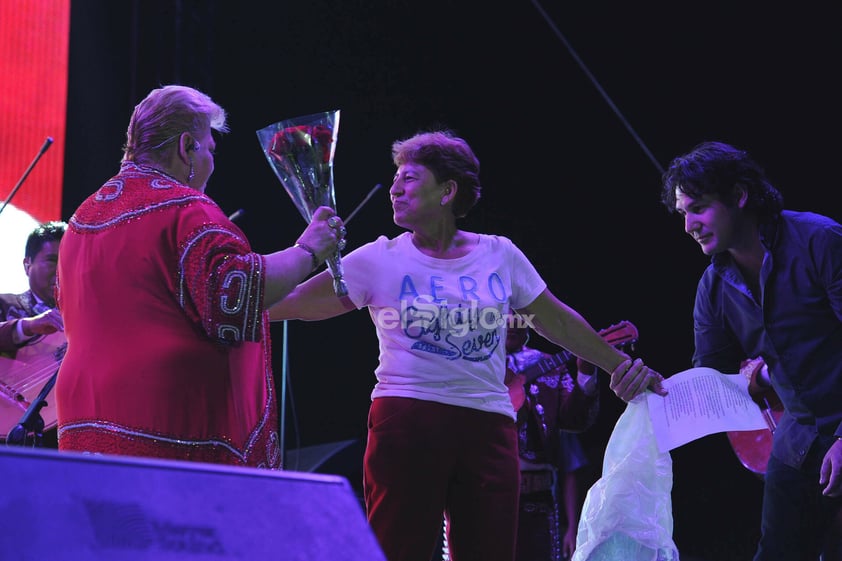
[505,320,600,561]
[0,221,67,446]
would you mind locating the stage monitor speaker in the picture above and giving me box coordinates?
[0,446,387,561]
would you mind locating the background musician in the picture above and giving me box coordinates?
[0,220,67,447]
[505,321,600,561]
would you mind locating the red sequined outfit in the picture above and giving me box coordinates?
[56,162,280,468]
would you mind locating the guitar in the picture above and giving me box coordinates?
[0,331,66,440]
[505,321,639,410]
[726,357,783,477]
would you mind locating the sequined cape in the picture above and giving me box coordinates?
[55,162,280,468]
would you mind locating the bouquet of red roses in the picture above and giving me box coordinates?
[257,110,347,296]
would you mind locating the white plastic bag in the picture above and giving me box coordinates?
[572,394,679,561]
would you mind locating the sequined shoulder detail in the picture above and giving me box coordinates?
[70,161,210,232]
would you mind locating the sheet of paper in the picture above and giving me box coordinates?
[646,366,769,452]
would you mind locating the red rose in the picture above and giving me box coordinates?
[269,125,333,164]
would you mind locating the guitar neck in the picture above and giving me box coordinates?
[519,350,573,385]
[511,321,638,387]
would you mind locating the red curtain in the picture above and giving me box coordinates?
[0,0,70,223]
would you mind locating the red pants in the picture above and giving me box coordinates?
[364,397,520,561]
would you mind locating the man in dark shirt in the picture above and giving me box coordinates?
[661,141,842,561]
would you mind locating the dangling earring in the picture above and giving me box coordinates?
[187,159,195,182]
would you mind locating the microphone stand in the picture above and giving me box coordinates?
[6,370,58,448]
[0,137,53,217]
[277,184,381,467]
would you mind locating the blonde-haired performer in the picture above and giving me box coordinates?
[55,85,344,466]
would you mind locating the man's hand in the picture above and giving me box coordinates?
[820,438,842,497]
[20,309,64,337]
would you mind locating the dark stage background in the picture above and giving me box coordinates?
[63,2,840,559]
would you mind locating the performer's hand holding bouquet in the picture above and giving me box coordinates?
[257,110,348,296]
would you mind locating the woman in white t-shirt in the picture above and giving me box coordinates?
[270,129,664,561]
